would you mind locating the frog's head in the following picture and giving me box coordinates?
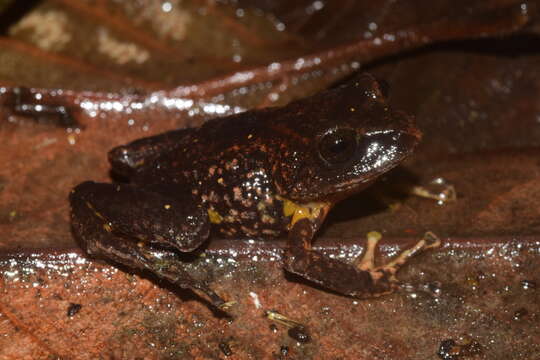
[272,73,421,203]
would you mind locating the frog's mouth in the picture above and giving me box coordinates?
[318,171,380,204]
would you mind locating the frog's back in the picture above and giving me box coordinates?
[107,108,291,238]
[107,107,274,178]
[159,110,290,238]
[189,107,282,158]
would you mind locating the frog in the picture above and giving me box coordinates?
[69,73,440,308]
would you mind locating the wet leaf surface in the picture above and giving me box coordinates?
[0,240,539,359]
[0,0,539,358]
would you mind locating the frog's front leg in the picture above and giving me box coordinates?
[284,218,441,298]
[69,181,227,308]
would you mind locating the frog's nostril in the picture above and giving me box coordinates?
[407,126,422,142]
[392,111,421,142]
[398,131,421,152]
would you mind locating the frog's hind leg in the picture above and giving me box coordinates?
[69,181,227,308]
[284,219,440,298]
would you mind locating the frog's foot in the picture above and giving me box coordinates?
[79,231,229,309]
[284,228,440,298]
[354,231,441,296]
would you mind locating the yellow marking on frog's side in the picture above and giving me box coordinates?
[86,201,114,232]
[278,196,329,229]
[85,201,103,218]
[208,209,223,224]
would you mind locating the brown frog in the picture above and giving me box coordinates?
[69,73,439,308]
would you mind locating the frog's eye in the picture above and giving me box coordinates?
[318,128,358,165]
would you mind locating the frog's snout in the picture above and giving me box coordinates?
[358,111,421,176]
[396,128,422,156]
[393,115,422,157]
[394,110,421,142]
[392,111,422,152]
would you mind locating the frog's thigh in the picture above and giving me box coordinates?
[69,181,226,307]
[70,181,210,252]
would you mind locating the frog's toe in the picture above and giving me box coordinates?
[373,231,441,277]
[218,300,237,311]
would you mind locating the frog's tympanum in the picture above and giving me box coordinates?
[70,73,438,308]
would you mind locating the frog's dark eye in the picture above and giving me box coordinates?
[318,128,358,165]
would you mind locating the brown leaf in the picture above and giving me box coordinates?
[0,239,539,359]
[0,1,539,358]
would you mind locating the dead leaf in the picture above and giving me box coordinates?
[0,1,539,358]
